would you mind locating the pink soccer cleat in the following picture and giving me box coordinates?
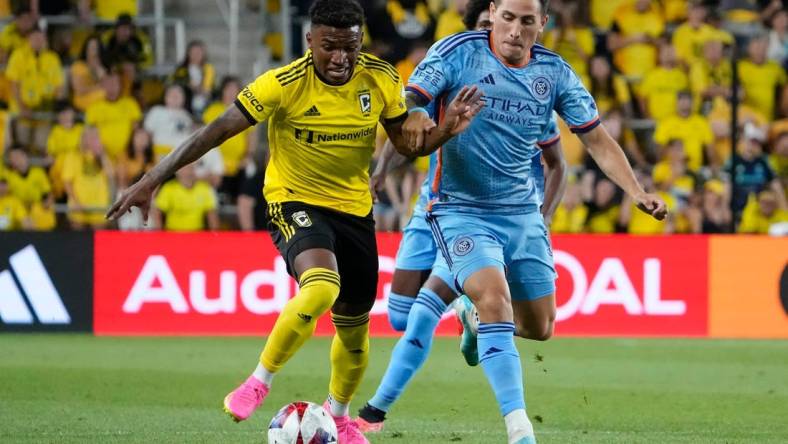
[354,416,385,434]
[223,375,269,422]
[324,402,369,444]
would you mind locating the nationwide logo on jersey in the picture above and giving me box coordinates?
[357,90,371,115]
[478,73,496,85]
[532,77,551,100]
[292,211,312,227]
[0,245,70,325]
[304,105,321,117]
[453,236,475,256]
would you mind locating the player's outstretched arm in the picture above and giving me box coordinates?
[386,85,484,157]
[106,105,252,221]
[579,124,668,220]
[540,142,568,225]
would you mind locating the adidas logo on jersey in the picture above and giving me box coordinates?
[479,74,495,85]
[304,105,321,117]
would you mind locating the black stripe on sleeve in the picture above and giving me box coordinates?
[234,99,258,125]
[383,111,408,125]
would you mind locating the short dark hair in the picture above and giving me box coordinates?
[309,0,364,29]
[464,0,492,30]
[493,0,550,15]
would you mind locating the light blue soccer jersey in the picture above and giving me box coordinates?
[412,111,561,216]
[407,31,597,213]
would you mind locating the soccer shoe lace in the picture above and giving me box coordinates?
[223,375,269,422]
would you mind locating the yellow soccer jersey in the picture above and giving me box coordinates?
[154,180,217,231]
[5,167,51,207]
[0,194,27,230]
[94,0,137,20]
[47,124,84,158]
[85,97,142,160]
[653,114,713,172]
[737,60,786,121]
[639,67,688,121]
[203,101,251,176]
[235,52,407,217]
[5,47,63,111]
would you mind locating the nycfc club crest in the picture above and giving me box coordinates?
[532,77,551,100]
[292,211,312,227]
[358,90,371,115]
[453,236,474,256]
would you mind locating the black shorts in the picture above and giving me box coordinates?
[266,201,378,310]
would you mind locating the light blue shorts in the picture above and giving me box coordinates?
[395,212,454,288]
[426,209,556,301]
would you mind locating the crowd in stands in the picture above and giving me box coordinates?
[0,0,786,235]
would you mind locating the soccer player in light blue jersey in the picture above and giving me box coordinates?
[397,1,667,442]
[355,1,568,436]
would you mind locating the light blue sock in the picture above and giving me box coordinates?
[387,292,416,331]
[369,288,447,412]
[478,322,525,416]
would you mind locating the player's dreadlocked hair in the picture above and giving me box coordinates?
[492,0,550,15]
[309,0,365,29]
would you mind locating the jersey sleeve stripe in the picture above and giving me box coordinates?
[569,117,601,134]
[406,84,433,102]
[359,56,400,78]
[233,99,257,125]
[362,64,400,83]
[384,112,408,125]
[275,56,310,80]
[537,134,560,148]
[437,35,487,57]
[280,72,307,86]
[434,30,486,53]
[276,62,311,84]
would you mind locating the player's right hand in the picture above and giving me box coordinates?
[106,176,156,223]
[634,192,668,221]
[403,110,436,151]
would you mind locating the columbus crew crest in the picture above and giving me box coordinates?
[358,91,371,115]
[292,211,312,227]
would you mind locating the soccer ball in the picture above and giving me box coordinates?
[267,401,338,444]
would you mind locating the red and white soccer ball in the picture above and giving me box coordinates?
[267,401,338,444]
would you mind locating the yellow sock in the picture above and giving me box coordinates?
[328,312,370,404]
[260,268,340,373]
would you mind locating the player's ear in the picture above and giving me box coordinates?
[541,14,549,29]
[306,31,313,50]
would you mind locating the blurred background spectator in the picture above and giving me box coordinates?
[0,0,784,234]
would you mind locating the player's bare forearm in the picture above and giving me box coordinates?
[375,139,409,175]
[540,142,568,222]
[579,125,645,199]
[144,106,251,187]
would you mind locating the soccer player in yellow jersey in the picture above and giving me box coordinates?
[106,1,482,441]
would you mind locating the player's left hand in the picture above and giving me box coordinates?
[369,171,385,203]
[441,85,485,136]
[634,192,668,221]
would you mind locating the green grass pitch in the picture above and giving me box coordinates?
[1,335,786,443]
